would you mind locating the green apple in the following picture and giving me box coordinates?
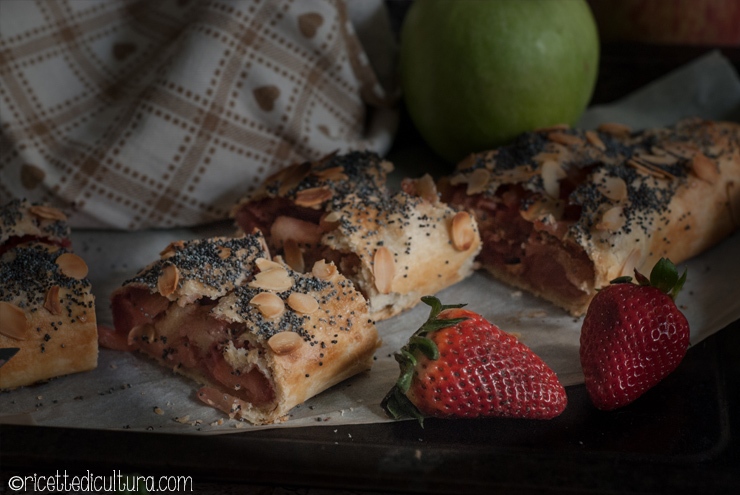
[400,0,600,163]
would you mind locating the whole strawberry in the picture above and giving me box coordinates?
[382,296,567,425]
[580,258,690,411]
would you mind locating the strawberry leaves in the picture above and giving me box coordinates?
[381,296,467,425]
[608,257,687,301]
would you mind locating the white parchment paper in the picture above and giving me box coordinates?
[2,51,739,434]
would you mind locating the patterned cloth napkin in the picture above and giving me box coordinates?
[0,0,398,229]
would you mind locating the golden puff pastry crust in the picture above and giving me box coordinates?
[0,242,97,389]
[109,233,380,425]
[440,118,740,316]
[232,151,482,321]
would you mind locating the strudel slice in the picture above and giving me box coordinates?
[0,199,97,389]
[108,233,380,425]
[231,151,482,321]
[440,118,740,316]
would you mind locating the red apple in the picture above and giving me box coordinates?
[588,0,740,46]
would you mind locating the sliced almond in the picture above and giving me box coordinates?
[466,168,490,195]
[249,292,285,319]
[320,210,342,232]
[255,257,284,272]
[0,302,30,340]
[404,174,438,203]
[277,161,312,195]
[598,176,628,202]
[585,130,606,151]
[216,246,232,260]
[295,186,333,208]
[596,206,625,231]
[283,239,305,273]
[691,152,719,183]
[29,204,67,221]
[312,260,337,281]
[597,122,631,137]
[532,152,562,166]
[56,253,88,280]
[548,131,583,147]
[450,211,476,251]
[160,240,185,258]
[157,264,179,297]
[541,160,566,198]
[44,285,62,316]
[636,152,678,166]
[288,292,319,314]
[373,246,395,294]
[267,331,304,355]
[661,141,700,159]
[627,159,670,179]
[249,267,294,292]
[312,166,348,182]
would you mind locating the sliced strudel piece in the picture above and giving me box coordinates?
[108,233,380,425]
[0,200,97,389]
[231,151,482,321]
[439,118,740,316]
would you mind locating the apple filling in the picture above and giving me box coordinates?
[234,198,363,294]
[109,288,276,412]
[444,182,595,307]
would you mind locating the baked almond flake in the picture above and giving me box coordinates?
[56,253,89,280]
[0,302,30,340]
[597,122,632,137]
[585,130,606,151]
[451,211,476,251]
[373,246,395,294]
[312,166,348,182]
[295,186,333,208]
[277,162,312,195]
[157,264,180,297]
[596,206,625,231]
[249,267,294,292]
[250,292,285,319]
[312,260,337,281]
[598,176,628,202]
[44,285,62,316]
[287,293,319,314]
[267,331,304,355]
[29,204,67,221]
[548,131,584,147]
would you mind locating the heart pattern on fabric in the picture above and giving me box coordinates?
[298,12,324,38]
[20,164,46,189]
[253,85,280,112]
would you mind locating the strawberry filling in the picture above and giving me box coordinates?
[109,288,275,408]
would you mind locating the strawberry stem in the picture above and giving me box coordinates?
[381,296,469,426]
[608,258,687,301]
